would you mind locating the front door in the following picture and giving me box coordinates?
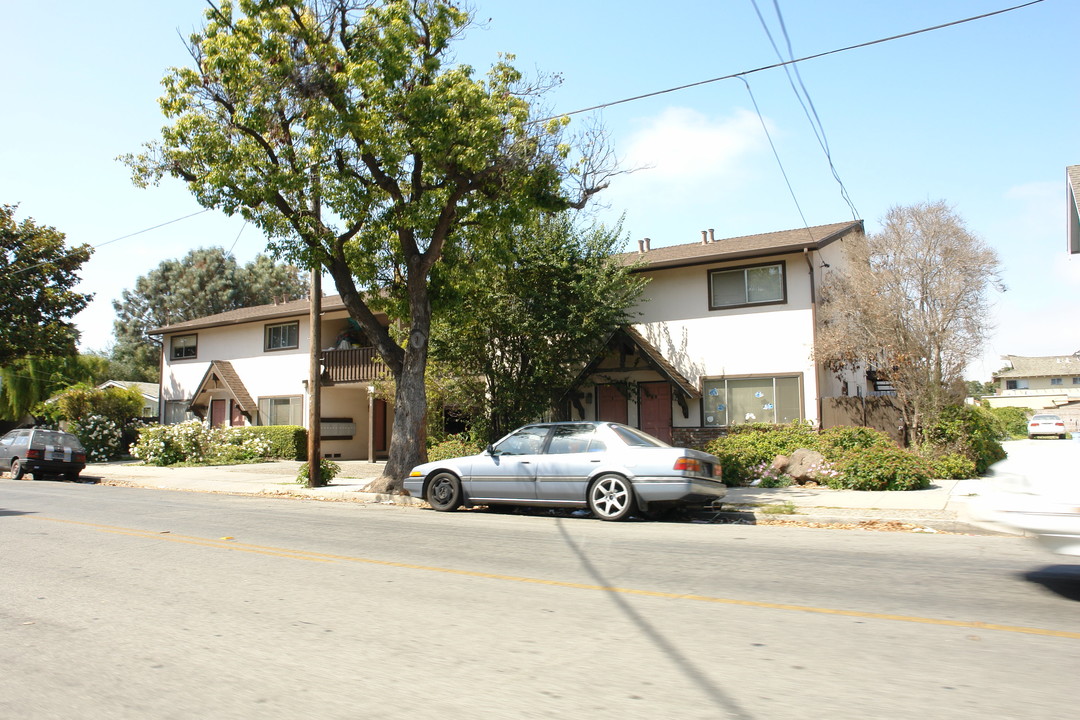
[230,401,245,427]
[638,382,672,443]
[210,399,227,427]
[597,384,628,424]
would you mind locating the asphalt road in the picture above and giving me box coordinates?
[3,479,1079,719]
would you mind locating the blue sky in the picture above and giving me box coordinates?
[2,0,1076,380]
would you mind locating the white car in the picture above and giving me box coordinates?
[1028,414,1067,439]
[969,471,1080,556]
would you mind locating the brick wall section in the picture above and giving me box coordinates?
[672,427,727,450]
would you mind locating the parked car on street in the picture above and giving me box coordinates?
[1028,414,1067,439]
[0,428,87,481]
[405,421,726,521]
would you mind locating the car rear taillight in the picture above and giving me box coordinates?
[26,448,43,460]
[1056,423,1065,427]
[673,457,703,473]
[74,452,86,463]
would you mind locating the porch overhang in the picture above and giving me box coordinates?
[189,360,257,421]
[564,326,700,418]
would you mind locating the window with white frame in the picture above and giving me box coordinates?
[701,375,802,427]
[709,262,786,310]
[1050,378,1063,386]
[265,321,299,351]
[1005,379,1029,390]
[170,334,197,360]
[1073,377,1080,385]
[258,396,303,426]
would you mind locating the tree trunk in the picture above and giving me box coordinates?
[362,272,432,493]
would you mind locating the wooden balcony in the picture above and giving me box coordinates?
[320,347,390,384]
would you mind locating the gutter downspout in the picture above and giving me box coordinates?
[804,248,823,428]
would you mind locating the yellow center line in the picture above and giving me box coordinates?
[28,516,1080,640]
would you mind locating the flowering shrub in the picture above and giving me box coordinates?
[131,422,304,466]
[71,414,124,462]
[704,422,820,486]
[749,462,794,488]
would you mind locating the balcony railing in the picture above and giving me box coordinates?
[320,347,390,383]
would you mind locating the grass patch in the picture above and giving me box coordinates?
[759,501,798,515]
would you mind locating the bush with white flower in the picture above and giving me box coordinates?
[71,414,124,462]
[131,422,305,466]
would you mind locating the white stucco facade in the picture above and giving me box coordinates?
[156,301,390,461]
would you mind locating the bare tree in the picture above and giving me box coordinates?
[816,201,1003,441]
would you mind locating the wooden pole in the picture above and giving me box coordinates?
[307,169,323,487]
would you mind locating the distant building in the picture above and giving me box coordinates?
[984,354,1080,430]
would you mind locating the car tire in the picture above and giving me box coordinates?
[588,474,635,521]
[1061,434,1067,440]
[64,472,80,482]
[425,472,463,512]
[10,458,26,480]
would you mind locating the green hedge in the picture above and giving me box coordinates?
[831,445,933,491]
[426,434,483,463]
[231,425,307,461]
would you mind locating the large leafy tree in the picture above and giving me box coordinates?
[123,0,615,488]
[0,355,106,421]
[816,201,1003,442]
[0,204,92,366]
[432,213,645,443]
[111,247,306,381]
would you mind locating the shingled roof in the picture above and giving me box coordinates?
[617,220,864,271]
[996,354,1080,378]
[148,295,351,335]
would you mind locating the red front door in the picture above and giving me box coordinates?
[597,385,628,424]
[210,399,227,427]
[638,382,672,443]
[230,401,245,427]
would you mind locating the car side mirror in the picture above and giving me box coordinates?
[485,444,496,456]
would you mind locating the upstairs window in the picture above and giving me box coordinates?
[709,262,786,310]
[265,321,299,351]
[1051,378,1063,386]
[1005,379,1029,390]
[171,334,197,360]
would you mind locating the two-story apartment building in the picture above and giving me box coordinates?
[150,296,391,460]
[562,220,866,446]
[152,220,866,456]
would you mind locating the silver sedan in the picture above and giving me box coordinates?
[404,421,726,521]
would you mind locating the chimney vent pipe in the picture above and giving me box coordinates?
[701,230,708,245]
[644,237,651,251]
[709,228,716,243]
[637,239,645,253]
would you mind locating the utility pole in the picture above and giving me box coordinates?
[306,169,323,488]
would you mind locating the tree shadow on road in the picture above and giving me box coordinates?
[554,518,755,719]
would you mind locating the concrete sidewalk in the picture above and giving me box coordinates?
[79,460,1004,534]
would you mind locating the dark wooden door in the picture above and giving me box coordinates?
[638,382,672,443]
[210,399,227,427]
[597,385,628,424]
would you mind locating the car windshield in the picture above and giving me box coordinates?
[1032,415,1061,423]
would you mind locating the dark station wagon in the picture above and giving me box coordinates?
[0,428,87,481]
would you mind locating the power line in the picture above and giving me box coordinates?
[750,0,859,220]
[534,0,1045,124]
[7,209,213,279]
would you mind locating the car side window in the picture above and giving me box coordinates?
[546,426,595,455]
[494,427,549,456]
